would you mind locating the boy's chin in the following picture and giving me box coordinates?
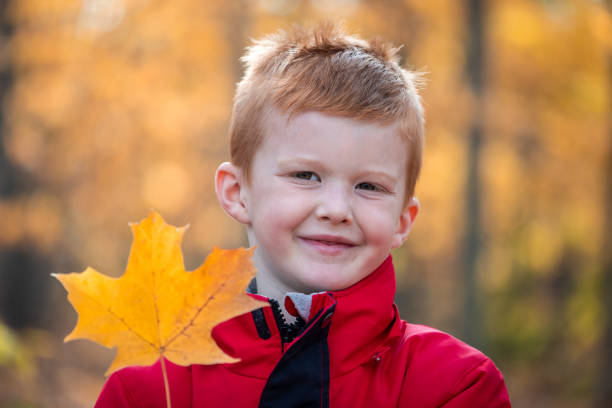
[289,276,358,295]
[290,260,382,294]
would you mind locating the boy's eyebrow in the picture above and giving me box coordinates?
[276,157,322,167]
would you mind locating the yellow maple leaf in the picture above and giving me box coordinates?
[53,211,266,376]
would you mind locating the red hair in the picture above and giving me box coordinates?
[229,23,425,200]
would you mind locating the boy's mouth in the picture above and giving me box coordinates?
[298,235,357,251]
[301,234,356,244]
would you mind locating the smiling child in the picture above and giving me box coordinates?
[95,23,511,407]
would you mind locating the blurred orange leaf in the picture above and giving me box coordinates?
[53,211,266,376]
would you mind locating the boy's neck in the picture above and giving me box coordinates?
[250,276,300,324]
[255,275,294,303]
[251,254,301,301]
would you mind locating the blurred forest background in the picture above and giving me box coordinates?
[0,0,610,406]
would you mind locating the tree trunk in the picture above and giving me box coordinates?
[594,4,612,403]
[0,1,51,330]
[462,0,486,348]
[0,0,15,195]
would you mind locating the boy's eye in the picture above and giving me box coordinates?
[293,171,321,182]
[356,182,386,192]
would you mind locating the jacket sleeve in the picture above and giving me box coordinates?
[440,358,511,408]
[94,372,139,408]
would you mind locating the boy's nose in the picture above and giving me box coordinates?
[315,187,353,224]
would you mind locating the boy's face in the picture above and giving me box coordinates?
[218,110,418,295]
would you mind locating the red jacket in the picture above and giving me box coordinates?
[95,256,511,407]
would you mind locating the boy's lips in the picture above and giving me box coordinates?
[298,234,358,255]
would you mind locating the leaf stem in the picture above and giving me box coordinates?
[160,355,171,408]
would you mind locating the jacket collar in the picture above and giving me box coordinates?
[212,255,401,379]
[325,255,401,377]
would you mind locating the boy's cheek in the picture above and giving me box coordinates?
[364,215,403,247]
[251,213,292,245]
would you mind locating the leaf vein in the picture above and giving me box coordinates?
[163,280,228,348]
[75,285,157,350]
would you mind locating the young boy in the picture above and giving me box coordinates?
[95,24,511,407]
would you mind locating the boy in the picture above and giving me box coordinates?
[96,24,510,407]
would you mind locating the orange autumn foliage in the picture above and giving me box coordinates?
[53,211,266,376]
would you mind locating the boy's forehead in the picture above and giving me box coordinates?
[257,109,409,172]
[263,108,403,143]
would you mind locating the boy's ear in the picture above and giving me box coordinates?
[391,197,420,249]
[215,162,250,225]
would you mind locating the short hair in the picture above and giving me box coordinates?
[229,23,425,200]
